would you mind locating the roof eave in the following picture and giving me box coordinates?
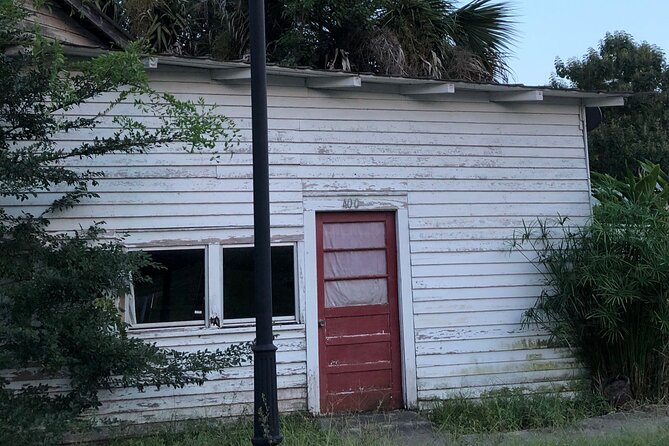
[56,0,130,49]
[60,46,628,106]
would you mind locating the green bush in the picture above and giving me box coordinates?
[513,162,669,400]
[1,2,245,444]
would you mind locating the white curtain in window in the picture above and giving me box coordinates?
[122,285,137,326]
[323,222,386,250]
[324,250,386,279]
[325,278,388,307]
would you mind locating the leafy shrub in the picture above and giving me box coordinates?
[513,162,669,400]
[0,2,245,444]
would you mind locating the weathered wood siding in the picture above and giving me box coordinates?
[96,326,306,422]
[2,325,306,422]
[3,65,591,419]
[23,1,102,47]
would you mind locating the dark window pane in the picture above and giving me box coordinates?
[134,249,205,324]
[223,246,295,319]
[272,246,297,317]
[222,247,254,319]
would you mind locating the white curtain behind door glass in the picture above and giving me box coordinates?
[324,250,386,279]
[323,222,385,250]
[325,278,388,307]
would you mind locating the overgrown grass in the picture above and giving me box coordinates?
[110,413,399,446]
[430,388,611,436]
[506,427,669,446]
[111,389,617,445]
[108,411,669,446]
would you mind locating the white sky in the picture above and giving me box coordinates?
[507,0,669,86]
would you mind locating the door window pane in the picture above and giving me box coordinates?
[325,278,388,307]
[223,245,295,319]
[134,249,205,324]
[324,250,386,279]
[323,222,386,250]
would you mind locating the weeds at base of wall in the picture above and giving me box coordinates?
[108,388,615,445]
[108,413,392,446]
[429,387,612,436]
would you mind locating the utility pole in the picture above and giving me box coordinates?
[249,0,282,444]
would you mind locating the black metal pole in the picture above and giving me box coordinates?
[249,0,282,445]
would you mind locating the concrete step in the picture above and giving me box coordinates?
[319,410,446,445]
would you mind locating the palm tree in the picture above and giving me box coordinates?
[102,0,516,82]
[374,0,516,81]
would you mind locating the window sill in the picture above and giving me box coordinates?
[127,320,205,330]
[128,320,304,337]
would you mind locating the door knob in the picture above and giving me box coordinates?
[318,319,325,327]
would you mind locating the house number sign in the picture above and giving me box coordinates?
[342,198,360,209]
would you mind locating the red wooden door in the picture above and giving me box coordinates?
[316,211,403,412]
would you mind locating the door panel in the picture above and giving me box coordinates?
[317,211,403,413]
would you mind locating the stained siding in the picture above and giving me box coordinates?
[2,326,306,423]
[1,66,591,419]
[95,326,306,422]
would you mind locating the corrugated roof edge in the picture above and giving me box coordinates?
[61,44,629,105]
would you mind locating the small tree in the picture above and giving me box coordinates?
[513,162,669,401]
[1,2,247,444]
[552,32,669,178]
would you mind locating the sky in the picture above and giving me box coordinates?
[508,0,669,86]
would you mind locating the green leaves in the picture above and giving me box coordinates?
[1,22,238,211]
[366,0,517,81]
[592,160,669,210]
[1,3,243,444]
[553,32,669,178]
[444,0,516,80]
[554,32,666,93]
[513,163,669,401]
[108,0,517,82]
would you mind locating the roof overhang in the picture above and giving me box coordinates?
[55,0,130,49]
[62,45,629,106]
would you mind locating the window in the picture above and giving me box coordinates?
[127,244,297,328]
[132,248,206,326]
[223,245,296,320]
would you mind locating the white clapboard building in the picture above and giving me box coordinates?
[6,1,626,424]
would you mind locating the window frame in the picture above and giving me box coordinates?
[126,243,299,329]
[219,242,299,327]
[127,245,209,329]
